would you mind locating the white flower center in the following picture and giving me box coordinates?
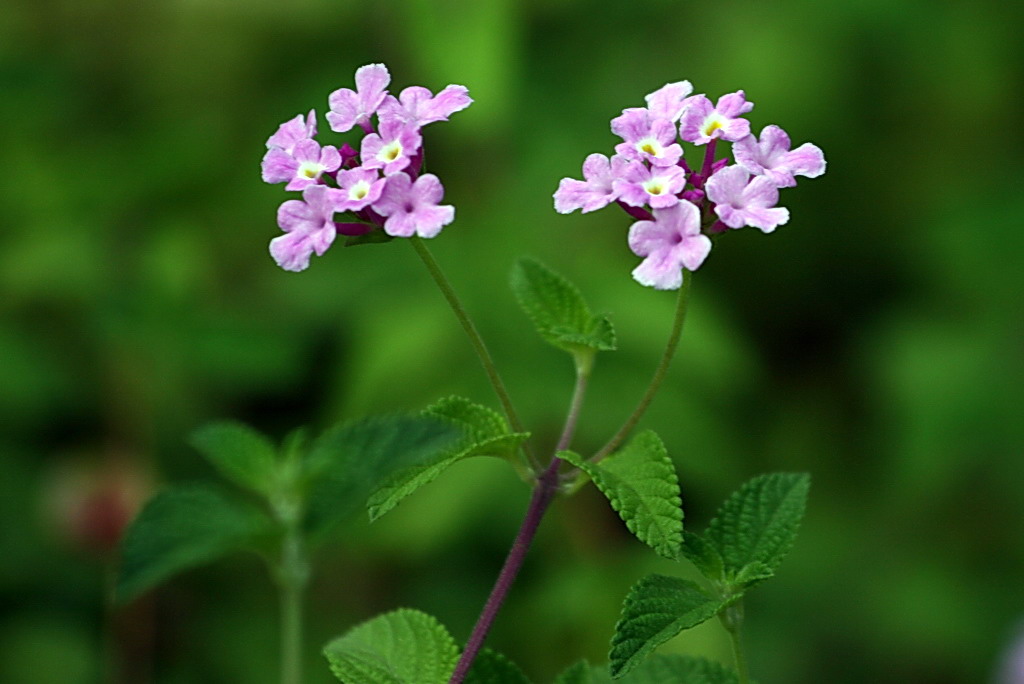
[297,161,322,180]
[349,180,370,201]
[636,137,663,159]
[643,179,666,196]
[702,114,726,138]
[378,141,403,163]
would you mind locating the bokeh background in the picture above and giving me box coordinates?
[2,0,1022,682]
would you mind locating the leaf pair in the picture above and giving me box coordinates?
[116,414,462,602]
[323,608,528,684]
[610,473,810,678]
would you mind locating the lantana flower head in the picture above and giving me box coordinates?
[373,173,454,239]
[360,120,422,175]
[261,63,471,271]
[611,109,683,167]
[378,85,473,128]
[733,125,827,188]
[554,80,825,289]
[327,63,391,134]
[262,139,342,191]
[628,201,711,290]
[679,91,754,145]
[271,185,338,272]
[644,81,694,123]
[553,153,629,214]
[705,165,789,233]
[266,110,317,153]
[614,161,686,209]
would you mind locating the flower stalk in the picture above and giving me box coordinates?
[591,269,692,462]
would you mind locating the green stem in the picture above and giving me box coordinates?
[278,524,308,684]
[591,270,692,462]
[721,601,750,684]
[410,237,535,466]
[556,362,590,453]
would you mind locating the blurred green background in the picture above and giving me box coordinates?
[2,0,1022,682]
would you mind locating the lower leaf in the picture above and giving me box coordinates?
[323,608,459,684]
[610,575,722,679]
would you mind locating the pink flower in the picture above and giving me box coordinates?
[679,91,754,145]
[373,173,454,238]
[614,161,686,209]
[331,167,387,212]
[705,165,789,233]
[327,63,391,133]
[628,201,712,289]
[266,110,317,153]
[270,185,337,272]
[611,108,683,167]
[261,139,342,190]
[378,85,472,128]
[644,81,694,123]
[360,120,422,175]
[733,125,826,188]
[553,153,629,214]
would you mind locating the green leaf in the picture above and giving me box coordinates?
[732,561,774,588]
[367,397,529,521]
[323,608,459,684]
[189,421,278,496]
[554,661,598,684]
[679,531,724,582]
[610,575,722,678]
[620,655,738,683]
[116,484,271,602]
[558,431,682,559]
[304,415,460,539]
[465,648,532,684]
[704,472,810,582]
[560,655,737,683]
[510,258,616,356]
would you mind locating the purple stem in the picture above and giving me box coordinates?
[617,200,654,222]
[698,139,718,188]
[447,458,561,684]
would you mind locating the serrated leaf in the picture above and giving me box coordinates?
[304,415,460,539]
[558,431,682,559]
[732,561,774,587]
[424,396,527,455]
[116,484,271,602]
[679,531,724,582]
[366,398,530,521]
[189,421,278,496]
[558,655,737,684]
[610,575,722,678]
[465,648,532,684]
[323,608,459,684]
[704,472,810,582]
[510,258,616,355]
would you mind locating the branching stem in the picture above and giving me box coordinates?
[448,359,591,682]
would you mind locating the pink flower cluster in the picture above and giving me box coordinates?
[262,64,472,271]
[554,81,826,290]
